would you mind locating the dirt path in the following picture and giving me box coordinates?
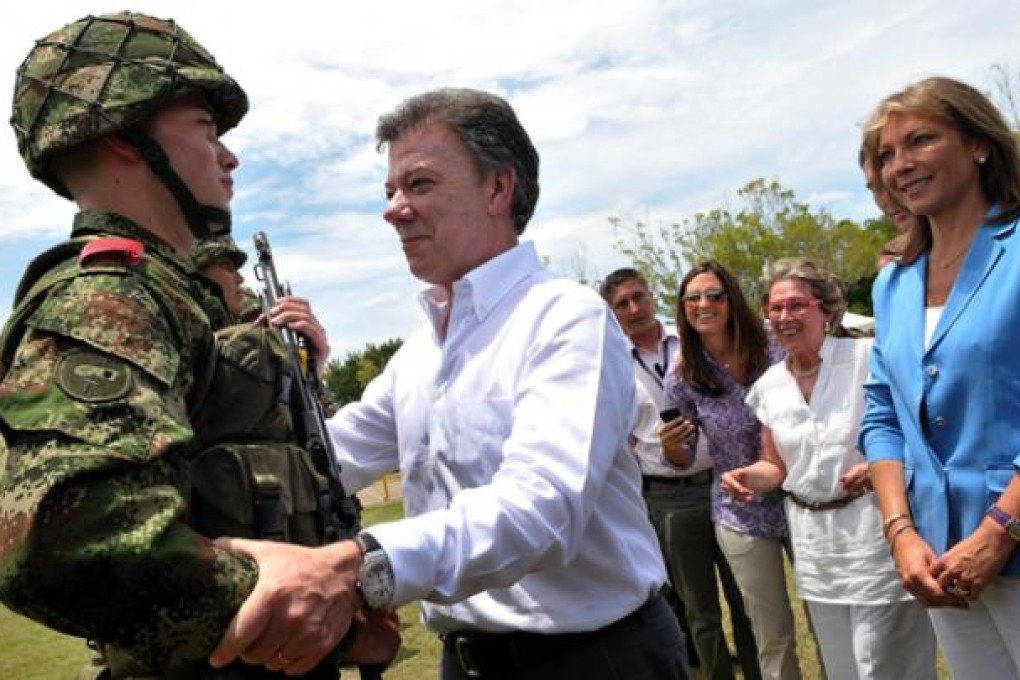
[356,472,402,506]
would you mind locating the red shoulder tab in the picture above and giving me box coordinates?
[78,237,145,267]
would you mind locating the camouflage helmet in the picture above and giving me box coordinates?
[194,234,248,270]
[11,11,248,197]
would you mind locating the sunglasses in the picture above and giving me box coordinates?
[681,289,727,305]
[766,297,820,318]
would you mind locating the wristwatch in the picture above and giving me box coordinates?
[353,531,395,609]
[986,505,1020,542]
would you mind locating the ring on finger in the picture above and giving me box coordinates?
[945,582,970,599]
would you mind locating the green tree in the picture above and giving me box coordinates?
[612,178,897,315]
[323,337,403,407]
[990,63,1020,138]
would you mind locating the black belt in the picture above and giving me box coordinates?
[642,469,713,489]
[441,593,659,678]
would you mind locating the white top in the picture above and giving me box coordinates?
[328,241,665,633]
[925,305,944,348]
[746,336,907,604]
[629,325,713,476]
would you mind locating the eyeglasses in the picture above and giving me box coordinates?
[681,289,727,305]
[766,297,820,318]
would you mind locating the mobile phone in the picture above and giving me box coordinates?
[659,407,681,423]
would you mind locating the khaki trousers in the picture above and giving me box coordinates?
[715,525,802,680]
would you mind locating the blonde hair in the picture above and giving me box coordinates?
[861,76,1020,263]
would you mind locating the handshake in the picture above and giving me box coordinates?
[209,537,400,677]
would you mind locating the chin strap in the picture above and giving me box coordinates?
[120,127,232,239]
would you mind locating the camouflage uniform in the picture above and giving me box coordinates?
[0,13,339,679]
[0,210,258,674]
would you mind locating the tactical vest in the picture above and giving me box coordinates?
[94,346,338,679]
[186,320,333,547]
[1,236,336,679]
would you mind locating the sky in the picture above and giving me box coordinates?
[0,0,1015,359]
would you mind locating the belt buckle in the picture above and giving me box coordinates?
[454,636,484,678]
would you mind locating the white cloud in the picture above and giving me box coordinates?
[0,0,1015,356]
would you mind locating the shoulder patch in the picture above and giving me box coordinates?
[55,347,133,403]
[29,273,180,386]
[78,237,145,267]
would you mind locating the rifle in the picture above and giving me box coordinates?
[252,231,382,680]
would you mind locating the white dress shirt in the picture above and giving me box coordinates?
[328,241,665,633]
[629,324,713,476]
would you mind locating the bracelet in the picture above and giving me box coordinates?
[888,522,915,554]
[884,516,913,541]
[882,512,911,538]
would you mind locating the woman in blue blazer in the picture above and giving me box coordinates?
[859,76,1020,678]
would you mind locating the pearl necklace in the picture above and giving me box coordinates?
[788,358,821,378]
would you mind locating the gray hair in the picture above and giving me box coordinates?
[375,87,540,234]
[762,257,846,332]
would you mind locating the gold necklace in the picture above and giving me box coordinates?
[937,246,968,269]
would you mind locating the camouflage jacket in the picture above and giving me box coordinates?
[0,210,258,672]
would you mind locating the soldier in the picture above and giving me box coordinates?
[0,11,397,678]
[194,234,253,323]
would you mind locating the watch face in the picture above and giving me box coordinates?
[360,551,395,609]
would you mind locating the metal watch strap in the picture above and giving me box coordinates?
[354,531,395,609]
[354,531,381,555]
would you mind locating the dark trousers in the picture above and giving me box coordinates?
[440,593,688,680]
[643,475,762,680]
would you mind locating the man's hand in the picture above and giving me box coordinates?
[209,538,362,676]
[264,295,331,370]
[658,417,695,467]
[347,608,403,667]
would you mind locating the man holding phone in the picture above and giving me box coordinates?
[601,268,759,680]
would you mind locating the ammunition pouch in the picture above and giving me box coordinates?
[91,319,339,677]
[189,441,329,545]
[191,321,292,443]
[185,320,331,544]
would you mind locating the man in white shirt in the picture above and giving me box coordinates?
[211,88,687,679]
[601,268,760,680]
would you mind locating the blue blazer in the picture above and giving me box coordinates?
[860,213,1020,576]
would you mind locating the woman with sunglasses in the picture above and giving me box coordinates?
[662,261,801,680]
[860,76,1020,677]
[721,258,936,679]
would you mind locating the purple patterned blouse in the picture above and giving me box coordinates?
[663,343,788,539]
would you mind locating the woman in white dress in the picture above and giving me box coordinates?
[720,257,935,680]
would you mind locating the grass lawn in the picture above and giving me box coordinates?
[0,499,948,679]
